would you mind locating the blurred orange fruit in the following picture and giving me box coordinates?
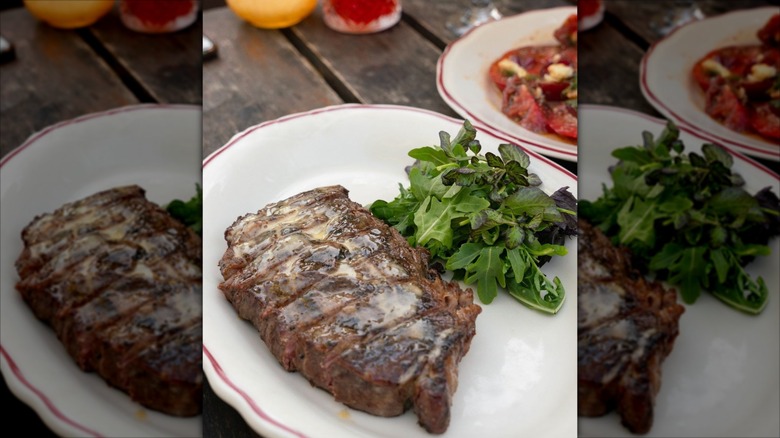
[226,0,318,29]
[24,0,114,29]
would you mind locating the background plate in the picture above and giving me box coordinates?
[640,7,779,162]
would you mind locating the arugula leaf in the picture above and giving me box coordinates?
[371,121,577,314]
[413,196,458,248]
[464,246,506,304]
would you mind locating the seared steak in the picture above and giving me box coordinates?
[578,218,684,434]
[15,185,203,417]
[218,185,481,434]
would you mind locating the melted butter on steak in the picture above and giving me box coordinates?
[219,185,481,434]
[15,185,203,417]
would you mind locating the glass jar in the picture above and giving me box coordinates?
[323,0,402,34]
[24,0,114,29]
[578,0,604,31]
[226,0,317,29]
[120,0,199,34]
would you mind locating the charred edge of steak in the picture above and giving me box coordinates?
[218,185,481,434]
[577,218,684,434]
[14,185,203,417]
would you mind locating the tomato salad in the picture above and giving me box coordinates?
[691,13,780,141]
[488,14,578,141]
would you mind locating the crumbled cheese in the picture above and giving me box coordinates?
[498,59,527,78]
[736,86,747,100]
[745,63,777,83]
[701,59,731,77]
[543,63,574,82]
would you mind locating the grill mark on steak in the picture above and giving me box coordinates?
[578,218,684,434]
[218,185,481,434]
[14,185,203,417]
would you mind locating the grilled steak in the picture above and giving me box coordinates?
[15,185,203,417]
[577,218,684,434]
[218,185,481,434]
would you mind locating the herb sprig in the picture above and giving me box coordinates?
[370,121,577,314]
[166,183,202,236]
[580,122,780,314]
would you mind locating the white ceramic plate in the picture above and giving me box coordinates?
[437,6,578,163]
[202,104,578,438]
[640,6,780,162]
[0,105,203,438]
[578,104,780,438]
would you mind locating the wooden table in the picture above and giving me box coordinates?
[579,0,779,174]
[0,6,202,156]
[201,1,575,436]
[0,5,201,437]
[201,0,578,174]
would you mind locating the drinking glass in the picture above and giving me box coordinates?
[650,0,705,36]
[445,0,502,37]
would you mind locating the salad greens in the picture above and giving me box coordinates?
[370,121,577,314]
[580,121,780,315]
[166,183,202,236]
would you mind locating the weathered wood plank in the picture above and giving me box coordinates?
[89,8,202,105]
[603,0,773,46]
[0,8,136,156]
[202,7,343,156]
[402,0,573,46]
[292,6,458,117]
[578,21,660,116]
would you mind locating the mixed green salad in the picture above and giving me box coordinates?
[166,183,202,236]
[580,121,780,314]
[371,121,577,314]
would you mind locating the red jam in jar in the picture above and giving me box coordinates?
[120,0,199,34]
[578,0,604,31]
[323,0,402,34]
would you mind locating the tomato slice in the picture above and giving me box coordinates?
[692,45,764,91]
[502,81,548,134]
[692,14,780,140]
[538,81,570,101]
[554,14,577,47]
[758,13,780,47]
[488,46,563,91]
[559,46,577,70]
[489,15,579,140]
[750,102,780,140]
[705,79,750,132]
[545,102,577,139]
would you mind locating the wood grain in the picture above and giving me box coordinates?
[0,8,136,156]
[578,20,661,116]
[603,0,774,46]
[202,8,343,156]
[89,8,202,105]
